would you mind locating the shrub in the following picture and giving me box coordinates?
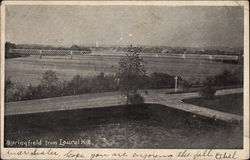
[67,75,91,94]
[67,72,117,95]
[128,93,144,104]
[214,69,242,86]
[92,72,117,92]
[200,76,216,99]
[181,80,192,92]
[5,71,121,102]
[199,86,216,99]
[148,72,175,88]
[5,78,14,102]
[12,83,28,101]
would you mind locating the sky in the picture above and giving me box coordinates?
[6,5,244,48]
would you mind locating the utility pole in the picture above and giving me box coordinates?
[182,54,186,59]
[209,55,212,63]
[175,76,178,93]
[116,77,120,87]
[183,49,187,60]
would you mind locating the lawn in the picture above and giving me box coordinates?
[5,54,242,85]
[4,104,242,149]
[182,93,243,115]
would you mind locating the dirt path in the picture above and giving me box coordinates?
[5,88,243,122]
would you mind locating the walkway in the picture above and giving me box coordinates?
[5,92,126,116]
[143,88,243,122]
[5,88,243,122]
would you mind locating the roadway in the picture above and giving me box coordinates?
[142,88,243,122]
[5,88,243,122]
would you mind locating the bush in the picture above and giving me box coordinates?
[214,69,242,86]
[92,72,117,92]
[67,72,117,95]
[128,93,144,104]
[200,76,216,99]
[148,72,175,88]
[181,80,192,92]
[199,86,216,99]
[5,78,14,102]
[67,75,92,94]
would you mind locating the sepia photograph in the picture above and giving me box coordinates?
[1,1,249,160]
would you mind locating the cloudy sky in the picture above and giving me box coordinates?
[6,5,243,48]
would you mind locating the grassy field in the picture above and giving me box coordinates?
[183,93,243,115]
[4,104,242,148]
[5,54,242,85]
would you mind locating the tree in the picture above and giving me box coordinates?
[5,42,16,53]
[5,42,17,58]
[118,45,147,147]
[118,45,146,104]
[41,70,60,87]
[70,45,81,50]
[40,70,61,97]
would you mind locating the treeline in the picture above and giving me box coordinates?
[5,69,242,102]
[5,71,178,102]
[5,71,118,102]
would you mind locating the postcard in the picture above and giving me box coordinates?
[1,1,249,160]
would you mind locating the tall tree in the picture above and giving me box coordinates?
[118,45,147,147]
[118,45,146,104]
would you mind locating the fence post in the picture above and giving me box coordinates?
[175,76,178,93]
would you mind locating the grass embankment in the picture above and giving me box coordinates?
[183,93,243,115]
[5,104,242,149]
